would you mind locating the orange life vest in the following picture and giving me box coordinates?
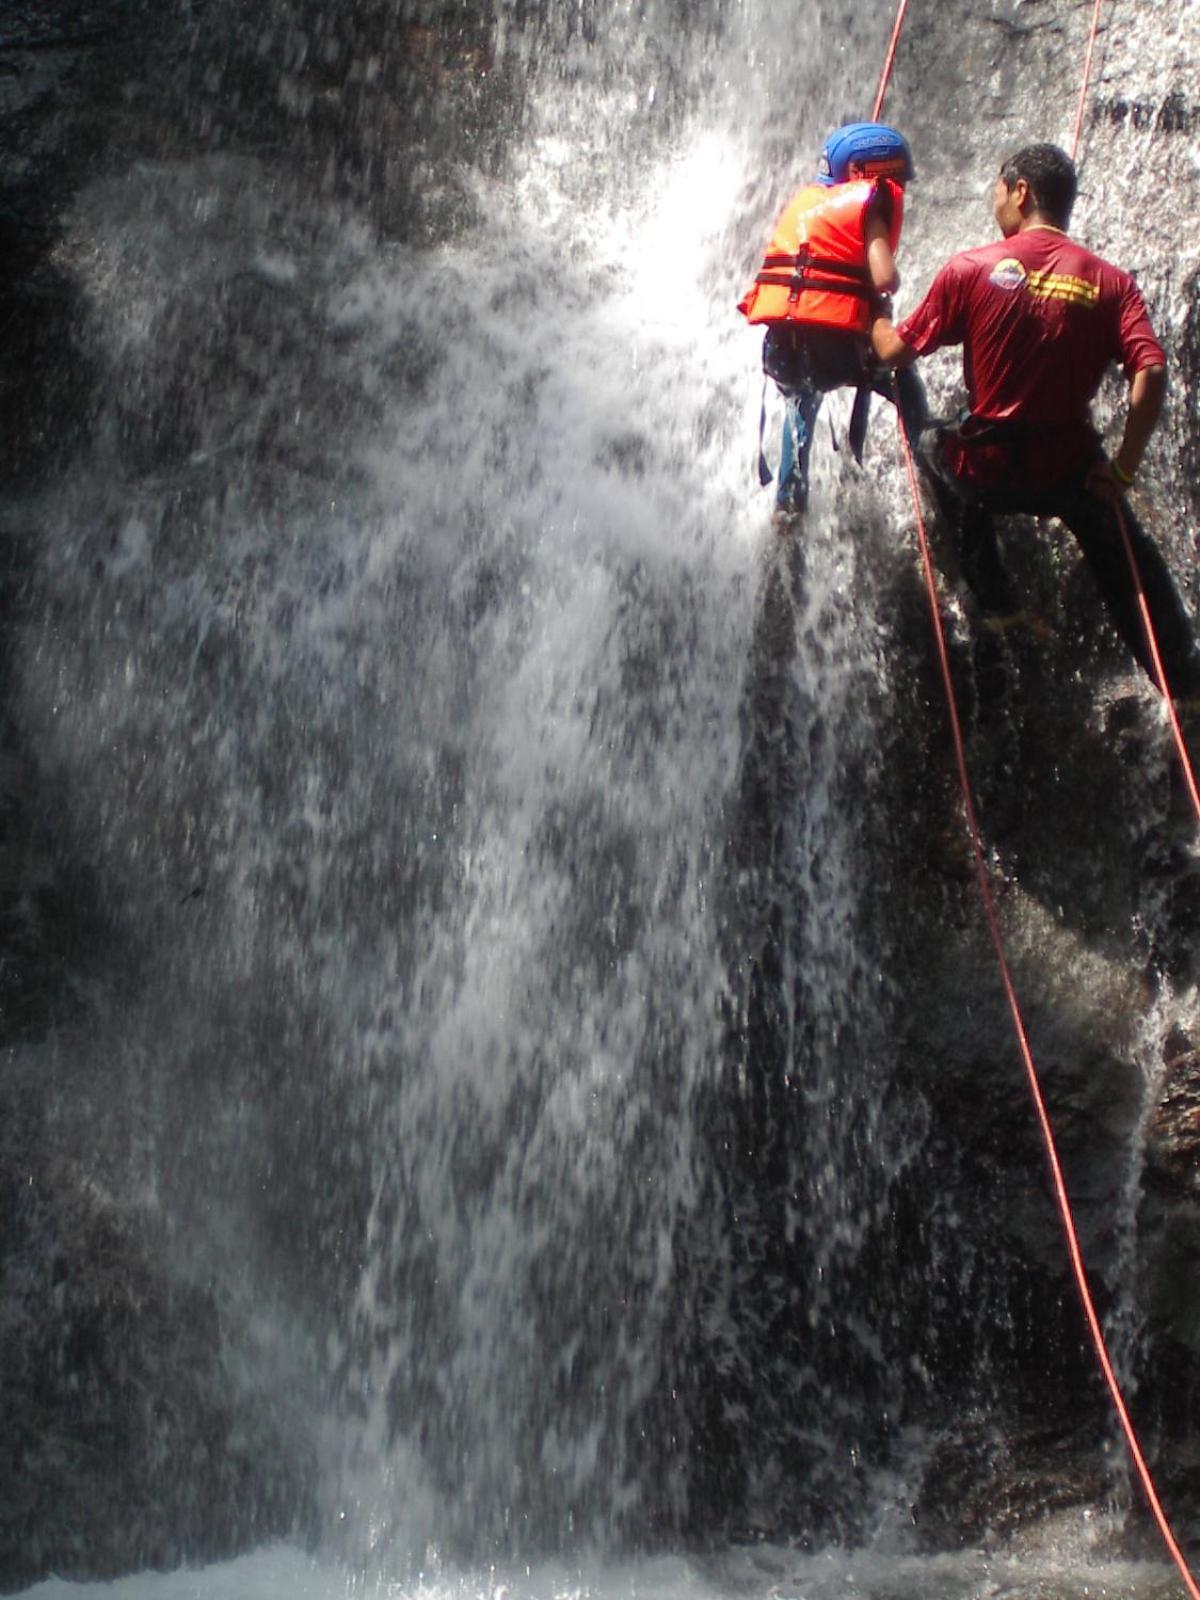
[737,177,905,334]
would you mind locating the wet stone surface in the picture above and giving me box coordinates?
[3,0,1200,1585]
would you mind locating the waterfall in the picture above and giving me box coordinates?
[6,0,1200,1593]
[3,0,916,1566]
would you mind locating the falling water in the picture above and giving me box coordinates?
[6,1,1200,1596]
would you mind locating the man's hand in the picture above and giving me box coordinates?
[1085,459,1127,503]
[1086,366,1164,501]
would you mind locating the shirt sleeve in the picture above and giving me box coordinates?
[1114,273,1166,378]
[895,258,967,356]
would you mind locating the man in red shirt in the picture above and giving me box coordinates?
[871,143,1199,698]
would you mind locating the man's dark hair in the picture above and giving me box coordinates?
[999,143,1078,228]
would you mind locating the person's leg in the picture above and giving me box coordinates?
[893,365,929,441]
[1055,487,1200,695]
[958,501,1022,618]
[776,386,823,513]
[763,325,823,515]
[912,427,1021,617]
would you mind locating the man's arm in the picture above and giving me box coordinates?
[1086,363,1165,498]
[870,256,963,370]
[1116,363,1165,478]
[870,314,918,368]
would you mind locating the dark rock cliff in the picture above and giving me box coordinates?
[2,0,1200,1587]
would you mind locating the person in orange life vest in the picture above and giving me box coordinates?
[738,121,928,516]
[871,142,1200,698]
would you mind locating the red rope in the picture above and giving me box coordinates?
[871,0,910,122]
[1070,0,1107,162]
[1114,501,1200,825]
[895,418,1200,1600]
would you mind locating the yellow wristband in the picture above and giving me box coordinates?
[1112,460,1135,486]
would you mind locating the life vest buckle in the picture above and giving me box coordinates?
[787,244,809,306]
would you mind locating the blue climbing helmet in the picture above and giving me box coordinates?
[817,122,914,186]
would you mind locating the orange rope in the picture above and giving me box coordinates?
[894,420,1200,1600]
[1070,0,1107,161]
[871,0,910,121]
[1114,500,1200,825]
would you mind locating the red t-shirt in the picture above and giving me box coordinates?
[896,228,1164,425]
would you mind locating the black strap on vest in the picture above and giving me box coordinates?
[756,250,874,302]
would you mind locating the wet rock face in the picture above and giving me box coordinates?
[1,1121,313,1590]
[0,2,503,1586]
[0,2,154,486]
[176,0,516,241]
[0,0,514,484]
[1146,1033,1200,1204]
[3,0,1200,1584]
[705,0,1200,1553]
[1177,265,1200,527]
[873,0,1200,1547]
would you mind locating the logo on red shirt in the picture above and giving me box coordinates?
[988,257,1028,291]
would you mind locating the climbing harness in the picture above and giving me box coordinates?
[872,1,1200,1594]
